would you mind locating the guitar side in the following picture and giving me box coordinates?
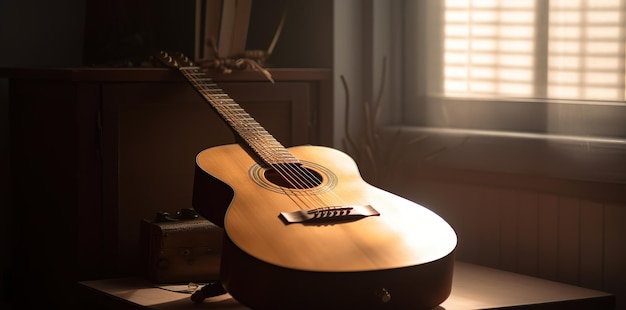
[192,144,457,309]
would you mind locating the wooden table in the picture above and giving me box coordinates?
[78,262,614,309]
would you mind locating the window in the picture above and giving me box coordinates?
[404,0,626,139]
[443,0,625,101]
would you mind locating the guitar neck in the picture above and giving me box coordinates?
[179,66,299,166]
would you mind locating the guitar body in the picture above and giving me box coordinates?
[192,144,457,309]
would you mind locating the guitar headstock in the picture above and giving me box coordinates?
[155,51,195,68]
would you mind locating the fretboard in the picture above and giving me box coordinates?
[179,66,299,166]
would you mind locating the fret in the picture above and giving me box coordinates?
[217,103,239,108]
[201,91,229,98]
[194,78,214,84]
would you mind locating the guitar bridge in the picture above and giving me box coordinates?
[280,205,380,224]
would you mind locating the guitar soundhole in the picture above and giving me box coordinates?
[264,164,323,189]
[249,161,336,194]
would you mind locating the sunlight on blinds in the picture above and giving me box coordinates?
[548,0,626,101]
[443,0,536,97]
[443,0,626,101]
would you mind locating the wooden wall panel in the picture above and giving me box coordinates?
[517,191,539,277]
[499,189,520,271]
[537,194,560,280]
[604,204,626,308]
[557,196,580,284]
[579,200,604,290]
[453,184,502,266]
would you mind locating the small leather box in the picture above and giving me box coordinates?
[140,208,223,283]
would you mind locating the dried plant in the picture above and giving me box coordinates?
[341,57,425,187]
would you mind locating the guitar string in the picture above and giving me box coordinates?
[182,67,346,210]
[204,85,329,209]
[199,77,343,210]
[200,86,324,201]
[184,70,323,194]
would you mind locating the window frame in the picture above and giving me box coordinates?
[402,0,626,141]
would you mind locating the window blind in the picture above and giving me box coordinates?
[548,0,625,100]
[442,0,626,101]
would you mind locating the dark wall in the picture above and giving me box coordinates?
[1,0,332,306]
[0,0,85,306]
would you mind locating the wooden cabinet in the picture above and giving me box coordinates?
[4,67,331,307]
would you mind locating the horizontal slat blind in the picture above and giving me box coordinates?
[548,0,626,101]
[443,0,536,97]
[442,0,626,101]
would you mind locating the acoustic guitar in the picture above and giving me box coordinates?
[157,51,457,309]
